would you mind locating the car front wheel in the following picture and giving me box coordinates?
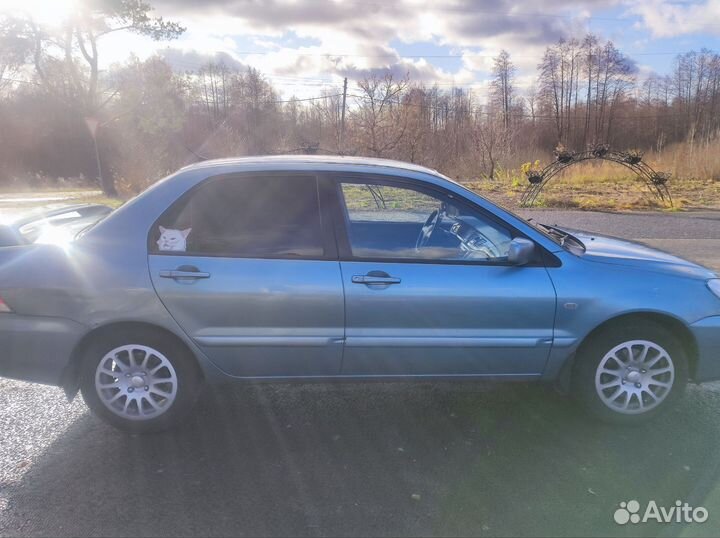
[572,321,688,424]
[80,329,201,433]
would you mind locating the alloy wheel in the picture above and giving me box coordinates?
[94,344,178,420]
[594,339,675,415]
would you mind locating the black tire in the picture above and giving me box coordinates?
[80,328,202,433]
[571,320,688,425]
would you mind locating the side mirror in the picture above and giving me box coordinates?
[508,238,535,266]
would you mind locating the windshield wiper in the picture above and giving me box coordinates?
[527,219,582,248]
[534,222,565,242]
[536,223,586,250]
[543,225,568,245]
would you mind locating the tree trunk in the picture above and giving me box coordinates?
[91,132,116,197]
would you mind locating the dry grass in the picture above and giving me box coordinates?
[2,140,719,213]
[462,141,720,211]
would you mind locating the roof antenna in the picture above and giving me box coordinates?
[184,144,209,162]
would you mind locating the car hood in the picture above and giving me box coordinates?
[559,228,717,280]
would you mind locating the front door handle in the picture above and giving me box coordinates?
[159,266,211,280]
[352,271,401,285]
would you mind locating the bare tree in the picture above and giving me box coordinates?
[0,19,27,95]
[312,90,344,153]
[472,108,504,180]
[538,41,568,143]
[228,67,282,154]
[538,35,633,149]
[672,49,720,146]
[197,61,233,125]
[2,25,720,196]
[353,73,408,157]
[491,50,515,130]
[581,34,599,147]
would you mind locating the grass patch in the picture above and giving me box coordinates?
[463,163,719,211]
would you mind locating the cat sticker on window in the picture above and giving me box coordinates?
[157,226,191,252]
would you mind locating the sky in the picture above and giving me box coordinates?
[4,0,720,99]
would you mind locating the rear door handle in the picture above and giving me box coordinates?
[159,267,211,280]
[352,273,401,285]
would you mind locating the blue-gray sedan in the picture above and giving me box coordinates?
[1,156,719,432]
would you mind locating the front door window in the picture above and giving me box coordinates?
[339,182,512,262]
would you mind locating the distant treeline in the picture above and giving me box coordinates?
[1,2,719,195]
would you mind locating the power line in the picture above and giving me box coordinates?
[225,50,689,60]
[159,64,677,90]
[321,1,690,24]
[0,76,121,96]
[273,93,343,103]
[163,46,706,64]
[0,76,36,85]
[0,75,343,105]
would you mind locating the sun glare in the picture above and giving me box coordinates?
[0,0,79,24]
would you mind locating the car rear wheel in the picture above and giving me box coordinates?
[80,329,201,433]
[572,321,688,424]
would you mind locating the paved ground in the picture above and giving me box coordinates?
[1,207,720,537]
[517,209,720,272]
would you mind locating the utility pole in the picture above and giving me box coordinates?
[84,116,116,197]
[340,77,348,153]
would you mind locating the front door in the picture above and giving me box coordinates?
[149,173,344,378]
[334,177,557,377]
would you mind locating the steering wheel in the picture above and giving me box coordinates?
[415,209,442,251]
[460,230,502,259]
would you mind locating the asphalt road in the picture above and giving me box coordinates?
[517,209,720,272]
[1,209,720,537]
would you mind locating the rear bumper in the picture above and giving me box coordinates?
[690,316,720,382]
[0,314,86,386]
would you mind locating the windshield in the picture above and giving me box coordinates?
[441,176,584,251]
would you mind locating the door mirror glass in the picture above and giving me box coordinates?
[507,238,535,265]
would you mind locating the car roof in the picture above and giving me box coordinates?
[180,154,442,177]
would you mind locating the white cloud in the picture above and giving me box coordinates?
[628,0,720,38]
[105,0,634,96]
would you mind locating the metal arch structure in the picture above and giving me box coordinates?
[520,147,673,208]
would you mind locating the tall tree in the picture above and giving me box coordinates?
[592,41,635,144]
[491,50,515,130]
[0,18,27,95]
[539,35,632,148]
[1,0,184,194]
[197,61,233,125]
[581,34,599,147]
[672,49,720,145]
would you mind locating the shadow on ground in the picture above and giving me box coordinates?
[2,382,720,537]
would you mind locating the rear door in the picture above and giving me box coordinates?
[333,176,557,377]
[148,173,344,378]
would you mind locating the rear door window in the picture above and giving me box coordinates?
[153,175,325,258]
